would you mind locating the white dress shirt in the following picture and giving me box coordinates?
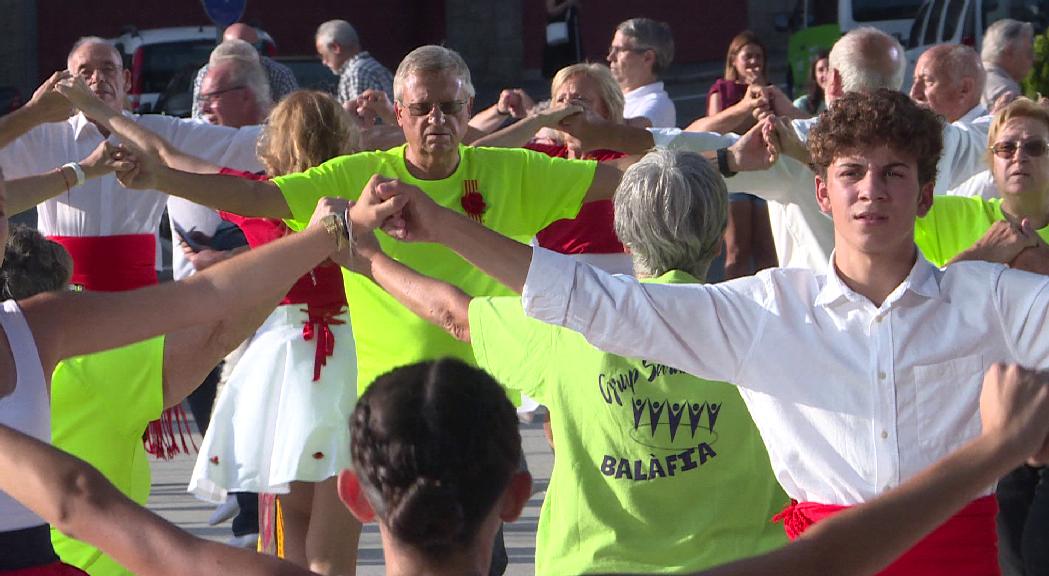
[522,247,1049,505]
[624,81,677,128]
[649,111,993,273]
[0,113,262,237]
[947,170,998,200]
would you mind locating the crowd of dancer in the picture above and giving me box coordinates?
[0,12,1048,576]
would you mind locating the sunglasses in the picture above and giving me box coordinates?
[990,139,1049,159]
[403,100,467,117]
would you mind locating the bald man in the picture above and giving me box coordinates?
[911,44,987,124]
[191,23,298,118]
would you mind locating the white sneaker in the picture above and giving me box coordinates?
[208,495,240,526]
[227,533,259,549]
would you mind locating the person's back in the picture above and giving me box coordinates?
[471,292,787,573]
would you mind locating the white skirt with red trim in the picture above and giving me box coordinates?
[188,304,356,502]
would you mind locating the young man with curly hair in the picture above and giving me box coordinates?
[363,89,1049,576]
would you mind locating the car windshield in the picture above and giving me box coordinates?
[137,40,215,93]
[854,0,924,21]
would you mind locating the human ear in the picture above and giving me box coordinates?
[498,472,532,523]
[815,173,832,215]
[337,469,376,523]
[915,180,935,217]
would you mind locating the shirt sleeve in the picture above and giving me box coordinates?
[993,265,1049,369]
[648,128,735,152]
[148,117,263,173]
[945,170,997,200]
[936,119,990,194]
[522,247,768,384]
[503,149,596,236]
[469,296,558,400]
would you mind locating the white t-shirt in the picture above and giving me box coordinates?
[624,81,676,128]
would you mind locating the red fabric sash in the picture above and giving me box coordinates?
[0,563,90,576]
[50,235,194,460]
[48,235,157,292]
[773,496,1000,576]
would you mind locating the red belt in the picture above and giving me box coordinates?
[0,563,89,576]
[49,234,157,291]
[773,495,1000,576]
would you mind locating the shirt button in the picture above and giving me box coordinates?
[881,430,888,439]
[878,371,887,380]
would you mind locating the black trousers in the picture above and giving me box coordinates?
[997,465,1049,576]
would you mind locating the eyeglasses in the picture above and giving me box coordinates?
[197,85,246,105]
[402,100,467,117]
[607,45,649,58]
[990,139,1049,159]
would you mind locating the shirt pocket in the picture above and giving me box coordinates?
[914,354,984,453]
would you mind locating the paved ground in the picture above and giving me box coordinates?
[147,415,553,575]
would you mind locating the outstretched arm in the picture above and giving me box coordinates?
[701,364,1049,576]
[22,195,405,376]
[5,140,134,215]
[471,105,582,149]
[0,423,310,576]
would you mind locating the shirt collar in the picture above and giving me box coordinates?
[626,81,665,98]
[957,105,988,125]
[639,269,698,285]
[814,248,940,308]
[339,50,371,74]
[71,109,135,141]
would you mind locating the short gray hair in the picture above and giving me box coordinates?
[393,45,475,102]
[209,51,272,114]
[829,26,906,93]
[616,18,675,75]
[613,148,728,279]
[924,43,986,94]
[67,36,123,70]
[316,19,359,50]
[982,19,1034,65]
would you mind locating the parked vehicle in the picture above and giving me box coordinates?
[777,0,924,95]
[903,0,1049,92]
[108,26,276,114]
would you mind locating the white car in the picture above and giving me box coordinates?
[903,0,1048,92]
[108,26,275,115]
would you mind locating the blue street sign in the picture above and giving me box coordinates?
[201,0,246,27]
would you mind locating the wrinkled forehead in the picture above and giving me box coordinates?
[68,42,122,72]
[401,71,465,103]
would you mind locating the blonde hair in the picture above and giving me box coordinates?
[986,97,1049,166]
[551,63,625,123]
[256,90,359,176]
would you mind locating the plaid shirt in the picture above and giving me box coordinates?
[336,51,394,104]
[191,56,300,118]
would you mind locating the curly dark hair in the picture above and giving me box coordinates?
[350,359,522,559]
[809,89,944,187]
[0,226,73,300]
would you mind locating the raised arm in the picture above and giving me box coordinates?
[22,195,404,375]
[471,105,581,149]
[55,77,221,175]
[0,423,309,576]
[0,72,74,150]
[558,109,655,154]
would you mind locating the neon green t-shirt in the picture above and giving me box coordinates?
[276,144,596,391]
[469,271,789,575]
[50,337,164,576]
[916,196,1049,266]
